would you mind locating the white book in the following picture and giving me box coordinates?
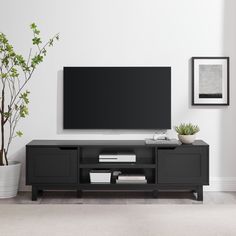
[118,175,146,181]
[116,179,147,184]
[99,154,136,158]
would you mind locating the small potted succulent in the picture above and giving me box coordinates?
[175,123,200,144]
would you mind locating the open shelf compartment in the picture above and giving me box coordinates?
[79,168,156,185]
[79,146,156,165]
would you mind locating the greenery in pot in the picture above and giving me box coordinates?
[0,23,59,166]
[175,123,200,135]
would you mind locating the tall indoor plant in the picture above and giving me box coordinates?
[0,23,59,198]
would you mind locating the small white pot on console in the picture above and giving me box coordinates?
[178,134,196,144]
[0,161,21,198]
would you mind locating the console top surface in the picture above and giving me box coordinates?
[26,139,208,147]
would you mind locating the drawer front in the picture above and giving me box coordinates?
[27,147,77,184]
[158,147,209,184]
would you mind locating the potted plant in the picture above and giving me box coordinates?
[175,123,200,144]
[0,23,59,198]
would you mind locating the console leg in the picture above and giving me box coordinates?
[38,189,44,197]
[32,186,38,201]
[152,190,159,198]
[77,190,82,198]
[197,186,203,201]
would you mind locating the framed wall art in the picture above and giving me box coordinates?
[192,57,230,105]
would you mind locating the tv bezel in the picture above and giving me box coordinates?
[63,66,171,130]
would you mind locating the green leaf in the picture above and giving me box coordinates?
[3,112,12,118]
[34,29,40,35]
[30,23,37,30]
[2,56,9,66]
[15,54,26,66]
[6,44,14,53]
[20,90,30,104]
[10,68,19,78]
[0,33,8,44]
[31,54,43,68]
[49,38,54,47]
[16,131,23,137]
[1,73,7,79]
[32,37,42,45]
[175,123,200,135]
[42,48,47,56]
[22,65,31,72]
[19,105,29,118]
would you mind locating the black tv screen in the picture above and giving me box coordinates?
[63,67,171,129]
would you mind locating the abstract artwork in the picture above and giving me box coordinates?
[192,57,229,105]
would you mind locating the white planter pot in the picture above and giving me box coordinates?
[0,161,21,198]
[178,134,196,144]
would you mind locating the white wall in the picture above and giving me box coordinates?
[1,0,236,191]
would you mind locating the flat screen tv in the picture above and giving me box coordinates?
[63,67,171,129]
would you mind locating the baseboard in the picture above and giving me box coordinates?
[204,177,236,191]
[19,177,236,192]
[19,177,31,192]
[20,185,31,192]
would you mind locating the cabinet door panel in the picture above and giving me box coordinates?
[27,147,77,184]
[158,147,208,184]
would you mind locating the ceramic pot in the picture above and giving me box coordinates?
[178,134,196,144]
[0,161,21,198]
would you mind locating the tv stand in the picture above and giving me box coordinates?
[26,140,209,201]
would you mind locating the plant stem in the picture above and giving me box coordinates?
[0,88,5,165]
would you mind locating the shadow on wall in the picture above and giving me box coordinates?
[57,70,63,134]
[219,0,236,179]
[186,1,236,186]
[187,61,226,185]
[10,147,30,191]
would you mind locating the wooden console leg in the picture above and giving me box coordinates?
[77,190,82,198]
[152,190,159,198]
[197,186,203,201]
[32,186,38,201]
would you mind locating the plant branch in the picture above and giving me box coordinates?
[0,24,59,165]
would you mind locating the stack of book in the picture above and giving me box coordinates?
[116,174,147,184]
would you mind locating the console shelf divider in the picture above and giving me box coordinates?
[79,164,156,169]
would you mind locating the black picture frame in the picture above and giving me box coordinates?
[192,57,230,106]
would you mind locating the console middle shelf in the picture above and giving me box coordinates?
[79,164,156,169]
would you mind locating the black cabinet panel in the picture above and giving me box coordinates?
[158,147,209,184]
[27,147,77,184]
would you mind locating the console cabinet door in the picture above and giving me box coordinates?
[27,147,77,184]
[158,147,209,184]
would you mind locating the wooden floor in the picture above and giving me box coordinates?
[1,191,236,204]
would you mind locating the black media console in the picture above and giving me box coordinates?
[26,140,209,201]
